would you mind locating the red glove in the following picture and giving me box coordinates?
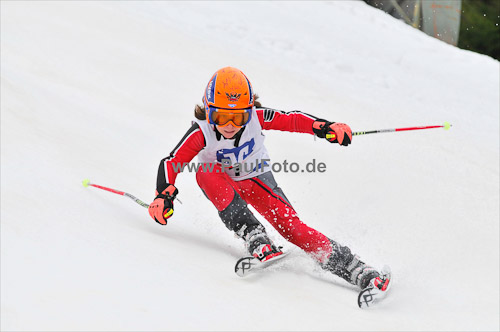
[313,120,352,146]
[148,184,178,225]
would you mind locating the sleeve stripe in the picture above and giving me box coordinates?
[161,123,203,186]
[165,128,202,183]
[288,110,318,121]
[164,159,170,184]
[260,108,318,122]
[263,109,275,122]
[169,123,201,157]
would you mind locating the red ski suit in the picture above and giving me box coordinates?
[157,108,333,262]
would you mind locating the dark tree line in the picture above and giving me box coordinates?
[364,0,500,61]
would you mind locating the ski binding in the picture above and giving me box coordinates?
[235,251,289,277]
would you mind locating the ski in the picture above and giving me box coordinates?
[357,266,392,309]
[235,251,289,277]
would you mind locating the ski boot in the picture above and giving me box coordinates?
[235,228,285,277]
[322,240,379,289]
[245,229,283,262]
[321,240,392,308]
[358,265,392,308]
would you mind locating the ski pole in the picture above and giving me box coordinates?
[82,179,151,208]
[352,121,452,136]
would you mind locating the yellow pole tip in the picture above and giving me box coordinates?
[443,122,452,130]
[82,179,91,187]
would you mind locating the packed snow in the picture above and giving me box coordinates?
[1,1,499,331]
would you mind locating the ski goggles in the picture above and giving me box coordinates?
[207,106,252,128]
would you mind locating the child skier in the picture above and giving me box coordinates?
[148,67,389,296]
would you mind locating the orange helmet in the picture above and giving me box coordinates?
[203,67,254,127]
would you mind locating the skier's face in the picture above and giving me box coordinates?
[217,123,241,138]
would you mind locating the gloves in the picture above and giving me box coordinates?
[313,120,352,146]
[148,184,178,225]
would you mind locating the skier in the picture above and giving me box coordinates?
[148,67,390,297]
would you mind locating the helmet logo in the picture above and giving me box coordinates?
[206,74,217,104]
[226,92,241,102]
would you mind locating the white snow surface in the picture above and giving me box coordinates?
[1,1,499,331]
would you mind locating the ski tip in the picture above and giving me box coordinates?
[235,256,257,277]
[443,122,452,130]
[82,179,91,188]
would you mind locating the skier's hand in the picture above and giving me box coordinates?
[326,122,352,146]
[313,120,352,146]
[148,184,178,225]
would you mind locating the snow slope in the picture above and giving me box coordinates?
[1,1,498,331]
